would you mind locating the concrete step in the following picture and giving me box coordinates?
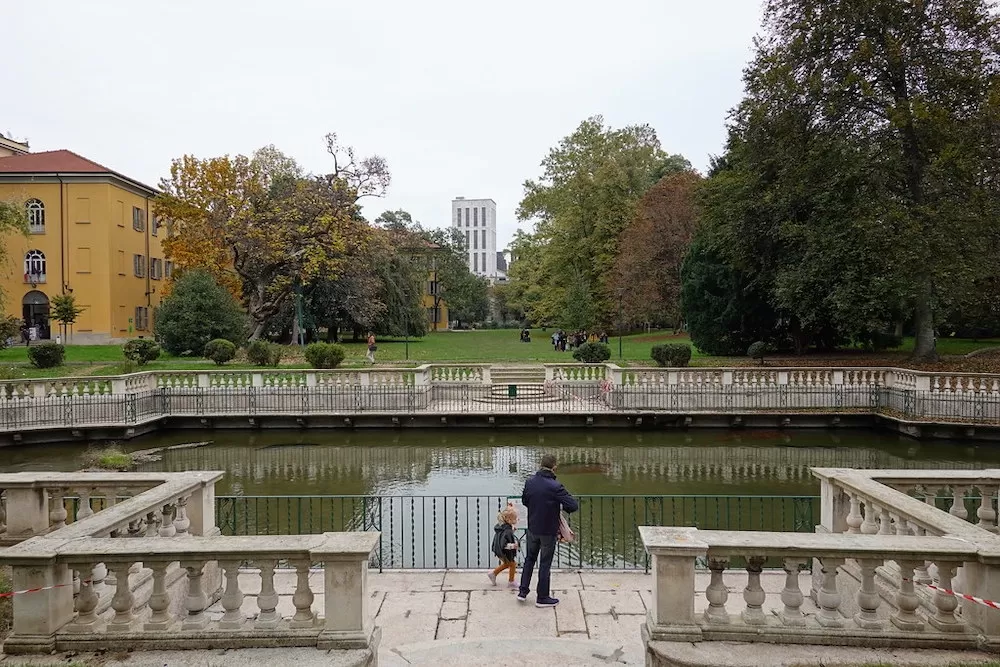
[491,367,546,384]
[380,636,634,666]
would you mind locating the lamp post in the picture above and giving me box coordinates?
[616,288,626,361]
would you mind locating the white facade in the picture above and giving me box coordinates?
[451,197,499,278]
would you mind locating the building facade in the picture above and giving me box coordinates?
[0,150,167,343]
[450,197,499,278]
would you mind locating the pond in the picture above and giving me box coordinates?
[2,428,995,497]
[4,428,995,568]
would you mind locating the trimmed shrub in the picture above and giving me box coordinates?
[246,340,282,367]
[122,338,161,366]
[304,342,346,369]
[572,342,611,363]
[204,339,237,365]
[747,341,769,365]
[27,343,65,369]
[154,269,248,356]
[651,344,692,367]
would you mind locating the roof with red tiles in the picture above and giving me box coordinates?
[0,149,158,194]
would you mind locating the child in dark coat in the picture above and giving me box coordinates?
[488,504,519,588]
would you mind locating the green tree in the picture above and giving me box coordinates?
[727,0,1000,360]
[516,116,677,325]
[50,294,86,343]
[0,198,29,310]
[154,270,248,355]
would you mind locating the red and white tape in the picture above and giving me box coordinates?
[917,581,1000,611]
[0,579,92,599]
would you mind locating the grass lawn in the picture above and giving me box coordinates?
[0,330,998,379]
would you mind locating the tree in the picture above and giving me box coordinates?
[0,198,29,309]
[156,135,390,339]
[611,171,702,329]
[154,270,248,355]
[516,116,678,325]
[50,294,86,343]
[730,0,1000,360]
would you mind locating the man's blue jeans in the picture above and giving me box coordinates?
[519,531,557,599]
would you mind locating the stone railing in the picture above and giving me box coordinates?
[0,472,380,662]
[640,526,992,654]
[0,365,998,438]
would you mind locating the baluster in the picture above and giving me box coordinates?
[816,557,845,628]
[861,500,879,535]
[878,506,893,535]
[976,487,998,533]
[158,503,176,537]
[181,560,209,630]
[891,561,924,631]
[173,495,191,537]
[48,488,67,530]
[0,490,6,534]
[892,514,911,536]
[846,494,863,534]
[950,486,969,521]
[106,562,135,632]
[928,562,964,632]
[219,560,246,629]
[290,559,317,628]
[145,510,160,537]
[76,488,94,520]
[779,558,806,626]
[854,559,884,629]
[145,561,174,630]
[703,557,730,624]
[256,560,281,628]
[742,556,767,625]
[65,564,104,633]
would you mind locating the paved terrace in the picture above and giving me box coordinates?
[6,570,998,667]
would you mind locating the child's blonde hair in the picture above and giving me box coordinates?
[497,505,517,525]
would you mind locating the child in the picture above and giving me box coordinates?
[488,504,519,588]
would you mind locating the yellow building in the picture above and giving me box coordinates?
[0,148,167,343]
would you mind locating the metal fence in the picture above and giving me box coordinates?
[3,386,1000,429]
[215,494,819,571]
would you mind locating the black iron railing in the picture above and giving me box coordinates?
[214,494,820,571]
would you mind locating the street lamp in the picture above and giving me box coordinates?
[616,288,626,361]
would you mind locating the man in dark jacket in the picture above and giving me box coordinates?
[517,453,578,607]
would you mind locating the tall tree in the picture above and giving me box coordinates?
[611,171,702,329]
[0,198,31,309]
[516,116,683,325]
[157,135,390,339]
[732,0,1000,360]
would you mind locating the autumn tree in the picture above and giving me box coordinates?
[0,197,29,309]
[156,135,390,339]
[612,171,702,329]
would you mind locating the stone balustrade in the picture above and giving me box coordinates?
[641,526,992,653]
[0,472,380,662]
[0,365,998,439]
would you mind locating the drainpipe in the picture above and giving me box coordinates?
[57,176,66,295]
[144,197,151,307]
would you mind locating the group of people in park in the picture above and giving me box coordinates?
[488,453,578,608]
[550,329,608,351]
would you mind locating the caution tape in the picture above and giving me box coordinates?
[904,578,1000,611]
[0,579,92,598]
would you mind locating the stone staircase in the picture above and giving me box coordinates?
[482,365,553,401]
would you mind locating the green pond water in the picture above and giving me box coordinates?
[1,428,996,498]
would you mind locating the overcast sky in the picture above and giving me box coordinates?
[3,0,762,250]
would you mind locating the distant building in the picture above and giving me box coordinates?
[451,197,500,279]
[393,232,449,331]
[0,147,166,342]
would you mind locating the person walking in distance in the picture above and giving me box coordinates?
[365,331,377,364]
[517,453,578,607]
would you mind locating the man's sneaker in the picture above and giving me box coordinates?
[487,572,497,586]
[535,597,560,608]
[516,591,528,602]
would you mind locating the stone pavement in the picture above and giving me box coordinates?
[5,570,1000,667]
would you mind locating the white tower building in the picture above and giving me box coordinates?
[451,197,497,278]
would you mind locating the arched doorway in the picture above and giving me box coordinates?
[22,291,50,340]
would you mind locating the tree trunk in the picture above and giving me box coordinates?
[249,321,267,341]
[911,277,937,361]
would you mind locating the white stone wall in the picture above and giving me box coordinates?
[450,197,497,278]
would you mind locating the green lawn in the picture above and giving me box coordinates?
[0,330,998,380]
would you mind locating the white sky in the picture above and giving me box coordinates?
[3,0,762,250]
